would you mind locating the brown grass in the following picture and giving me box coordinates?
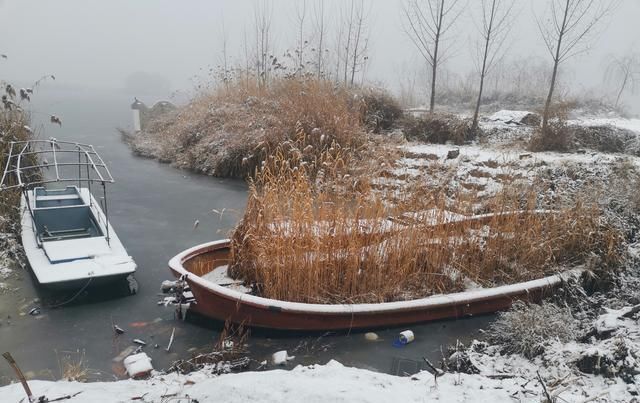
[0,110,36,235]
[228,147,623,304]
[56,349,89,382]
[400,113,473,145]
[529,102,573,152]
[135,77,368,178]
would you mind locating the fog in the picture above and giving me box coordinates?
[0,0,638,112]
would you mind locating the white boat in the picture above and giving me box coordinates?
[1,139,136,289]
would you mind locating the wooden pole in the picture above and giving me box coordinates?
[3,352,34,402]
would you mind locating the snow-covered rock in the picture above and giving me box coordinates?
[271,350,295,365]
[123,353,153,378]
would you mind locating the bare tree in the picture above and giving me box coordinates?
[253,0,273,87]
[470,0,515,133]
[218,17,230,88]
[537,0,618,133]
[294,0,308,75]
[605,52,640,108]
[341,1,354,84]
[403,0,463,113]
[349,1,369,85]
[242,26,251,88]
[333,16,344,82]
[312,0,327,78]
[337,0,370,86]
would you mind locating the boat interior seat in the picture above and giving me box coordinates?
[33,205,103,240]
[41,227,92,241]
[35,197,84,208]
[34,187,85,208]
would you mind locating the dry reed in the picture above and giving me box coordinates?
[56,349,89,382]
[0,110,36,234]
[136,77,368,178]
[229,141,623,304]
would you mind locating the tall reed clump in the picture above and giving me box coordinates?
[137,77,368,178]
[229,140,623,304]
[0,109,36,235]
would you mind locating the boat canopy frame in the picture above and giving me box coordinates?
[1,139,115,245]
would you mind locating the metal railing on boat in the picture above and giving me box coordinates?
[1,138,115,245]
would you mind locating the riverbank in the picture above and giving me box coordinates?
[3,258,638,402]
[2,88,496,387]
[1,352,635,402]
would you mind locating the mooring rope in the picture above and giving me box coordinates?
[47,277,93,308]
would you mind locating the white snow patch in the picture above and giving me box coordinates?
[595,308,627,335]
[0,267,12,279]
[0,359,635,402]
[201,265,251,294]
[123,353,153,378]
[487,110,533,124]
[271,350,295,365]
[569,117,640,135]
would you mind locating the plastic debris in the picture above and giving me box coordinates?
[123,353,153,378]
[272,350,295,365]
[166,327,175,352]
[114,325,125,335]
[28,307,40,316]
[364,332,379,341]
[398,330,414,345]
[133,339,146,346]
[161,280,178,293]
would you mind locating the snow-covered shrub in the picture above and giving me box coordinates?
[129,77,369,179]
[400,113,473,145]
[359,88,403,133]
[529,101,575,152]
[487,301,578,358]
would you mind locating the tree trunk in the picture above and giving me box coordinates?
[429,2,445,114]
[471,0,496,134]
[615,71,629,108]
[542,59,560,132]
[542,0,570,134]
[471,74,486,134]
[429,56,437,114]
[350,20,362,86]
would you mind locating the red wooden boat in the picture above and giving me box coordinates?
[168,238,578,331]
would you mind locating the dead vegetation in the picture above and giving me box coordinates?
[487,301,578,359]
[529,102,573,152]
[228,138,623,304]
[169,321,251,375]
[131,78,378,179]
[56,349,89,382]
[400,113,474,145]
[0,109,37,272]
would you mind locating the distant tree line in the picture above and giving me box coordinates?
[208,0,629,140]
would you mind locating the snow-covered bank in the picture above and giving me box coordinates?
[1,358,634,403]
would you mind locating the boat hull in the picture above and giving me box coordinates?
[21,189,136,290]
[169,240,577,331]
[35,272,132,291]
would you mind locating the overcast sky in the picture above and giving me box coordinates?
[1,0,638,110]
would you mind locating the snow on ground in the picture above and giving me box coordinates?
[394,142,637,208]
[1,358,635,403]
[569,117,640,134]
[2,110,638,401]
